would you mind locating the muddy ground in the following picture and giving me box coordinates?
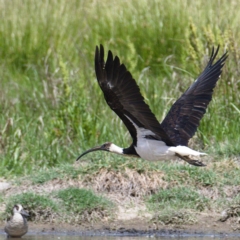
[0,216,239,237]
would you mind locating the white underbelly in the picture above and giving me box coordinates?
[134,138,206,161]
[134,139,176,161]
[124,115,205,161]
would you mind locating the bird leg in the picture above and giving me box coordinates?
[176,153,206,167]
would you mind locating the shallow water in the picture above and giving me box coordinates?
[13,237,240,240]
[0,233,240,240]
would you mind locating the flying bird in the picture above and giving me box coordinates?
[77,45,228,166]
[5,204,29,238]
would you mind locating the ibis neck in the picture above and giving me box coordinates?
[123,144,139,157]
[109,143,124,154]
[110,143,139,157]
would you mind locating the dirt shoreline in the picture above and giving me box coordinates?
[1,215,240,237]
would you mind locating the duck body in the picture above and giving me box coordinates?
[4,204,29,238]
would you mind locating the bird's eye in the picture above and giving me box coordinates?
[102,143,110,149]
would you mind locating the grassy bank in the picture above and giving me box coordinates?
[1,159,240,228]
[0,0,239,175]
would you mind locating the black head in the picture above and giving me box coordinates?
[76,142,112,161]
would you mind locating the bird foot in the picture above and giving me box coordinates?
[176,153,206,167]
[184,159,206,167]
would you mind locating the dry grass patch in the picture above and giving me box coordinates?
[4,167,168,198]
[81,168,168,197]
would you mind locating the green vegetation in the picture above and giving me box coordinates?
[1,189,113,223]
[147,186,209,211]
[0,0,239,176]
[27,164,80,184]
[57,188,113,214]
[3,192,58,221]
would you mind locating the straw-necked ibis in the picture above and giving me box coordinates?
[77,45,228,166]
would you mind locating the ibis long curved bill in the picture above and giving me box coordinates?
[76,45,228,166]
[76,146,107,160]
[77,142,125,161]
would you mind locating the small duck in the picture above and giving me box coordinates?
[4,204,29,238]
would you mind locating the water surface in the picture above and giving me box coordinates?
[0,233,240,240]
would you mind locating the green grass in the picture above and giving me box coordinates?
[147,186,210,224]
[2,192,58,221]
[147,186,209,212]
[27,164,80,184]
[151,209,197,225]
[1,189,114,223]
[0,0,239,176]
[56,188,113,214]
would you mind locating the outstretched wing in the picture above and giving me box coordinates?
[95,45,174,146]
[161,46,228,146]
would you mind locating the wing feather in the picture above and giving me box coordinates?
[161,46,228,146]
[95,45,173,146]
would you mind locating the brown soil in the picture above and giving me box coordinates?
[1,215,237,237]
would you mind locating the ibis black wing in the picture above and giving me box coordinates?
[95,45,174,146]
[161,46,228,146]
